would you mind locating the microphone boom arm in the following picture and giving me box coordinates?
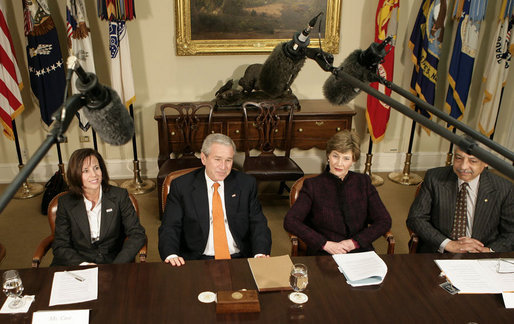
[331,68,514,179]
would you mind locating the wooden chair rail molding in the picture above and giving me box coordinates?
[154,99,356,168]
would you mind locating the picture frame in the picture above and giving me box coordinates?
[175,0,341,56]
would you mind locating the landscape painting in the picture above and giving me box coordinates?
[175,0,341,55]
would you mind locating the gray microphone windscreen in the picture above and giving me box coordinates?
[83,87,134,145]
[323,49,374,105]
[258,42,306,98]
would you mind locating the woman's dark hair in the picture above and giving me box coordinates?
[67,149,110,196]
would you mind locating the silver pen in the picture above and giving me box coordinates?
[64,270,86,282]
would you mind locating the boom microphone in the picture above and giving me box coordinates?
[70,57,134,145]
[323,36,392,105]
[258,13,322,98]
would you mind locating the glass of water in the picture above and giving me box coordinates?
[289,263,308,304]
[2,270,24,309]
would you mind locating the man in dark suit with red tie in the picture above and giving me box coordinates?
[158,133,272,266]
[407,140,514,253]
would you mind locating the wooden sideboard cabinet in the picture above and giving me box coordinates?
[154,99,356,169]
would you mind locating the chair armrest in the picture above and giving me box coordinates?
[138,236,148,263]
[32,235,54,268]
[408,229,419,254]
[383,231,395,255]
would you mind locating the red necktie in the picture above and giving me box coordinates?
[212,183,231,259]
[451,182,469,240]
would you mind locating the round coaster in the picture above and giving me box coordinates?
[231,292,243,300]
[288,292,308,304]
[198,291,216,303]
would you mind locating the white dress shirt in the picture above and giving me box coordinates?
[83,190,103,243]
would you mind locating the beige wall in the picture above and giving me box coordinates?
[0,0,512,182]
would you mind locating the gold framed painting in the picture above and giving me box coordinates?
[175,0,341,56]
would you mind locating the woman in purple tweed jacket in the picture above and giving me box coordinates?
[284,130,391,255]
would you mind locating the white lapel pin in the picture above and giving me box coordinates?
[106,208,113,212]
[232,194,236,197]
[484,199,488,202]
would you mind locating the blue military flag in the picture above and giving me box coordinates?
[23,0,66,126]
[409,0,448,121]
[444,0,487,126]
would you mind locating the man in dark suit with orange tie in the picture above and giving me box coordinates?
[158,133,272,266]
[407,140,513,253]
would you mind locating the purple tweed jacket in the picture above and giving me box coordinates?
[284,171,391,254]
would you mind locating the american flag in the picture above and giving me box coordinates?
[0,1,24,140]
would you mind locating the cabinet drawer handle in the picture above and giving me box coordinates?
[298,128,303,132]
[336,127,341,132]
[235,130,240,134]
[171,131,176,136]
[274,129,278,133]
[315,121,324,126]
[211,130,215,134]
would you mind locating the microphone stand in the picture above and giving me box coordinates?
[328,68,514,179]
[0,94,84,214]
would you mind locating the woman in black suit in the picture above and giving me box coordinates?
[52,149,145,266]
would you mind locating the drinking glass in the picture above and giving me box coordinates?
[2,270,24,309]
[289,263,308,304]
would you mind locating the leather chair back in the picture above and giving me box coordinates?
[161,167,201,214]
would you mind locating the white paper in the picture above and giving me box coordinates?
[332,251,387,287]
[502,293,514,308]
[49,268,98,306]
[435,259,514,294]
[0,295,35,314]
[32,309,89,324]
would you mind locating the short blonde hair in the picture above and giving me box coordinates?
[326,130,361,161]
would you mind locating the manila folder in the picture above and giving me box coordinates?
[247,255,294,292]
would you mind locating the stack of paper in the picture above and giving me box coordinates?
[332,251,388,287]
[435,259,514,294]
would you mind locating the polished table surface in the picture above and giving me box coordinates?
[1,253,513,323]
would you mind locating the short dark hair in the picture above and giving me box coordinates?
[67,149,110,196]
[326,130,361,161]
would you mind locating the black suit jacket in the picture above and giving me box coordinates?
[52,186,146,266]
[407,166,514,252]
[158,167,272,260]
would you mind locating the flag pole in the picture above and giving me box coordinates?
[12,120,44,199]
[363,136,384,186]
[388,119,423,186]
[120,104,155,195]
[446,128,457,166]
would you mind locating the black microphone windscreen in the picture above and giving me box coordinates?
[323,49,375,105]
[83,87,134,145]
[258,42,306,98]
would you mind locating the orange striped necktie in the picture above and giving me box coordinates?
[212,183,231,259]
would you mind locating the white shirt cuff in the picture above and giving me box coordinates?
[439,239,451,253]
[165,254,179,261]
[253,254,266,258]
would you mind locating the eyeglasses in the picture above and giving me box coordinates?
[496,258,514,274]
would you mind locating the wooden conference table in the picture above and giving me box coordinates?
[1,253,512,323]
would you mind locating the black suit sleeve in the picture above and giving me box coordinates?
[158,180,184,260]
[406,170,448,252]
[112,189,146,264]
[52,196,89,266]
[246,176,272,255]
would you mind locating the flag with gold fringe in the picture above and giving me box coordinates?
[444,0,487,127]
[408,0,448,122]
[477,1,513,136]
[67,0,96,131]
[0,1,24,140]
[366,0,399,143]
[23,0,66,126]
